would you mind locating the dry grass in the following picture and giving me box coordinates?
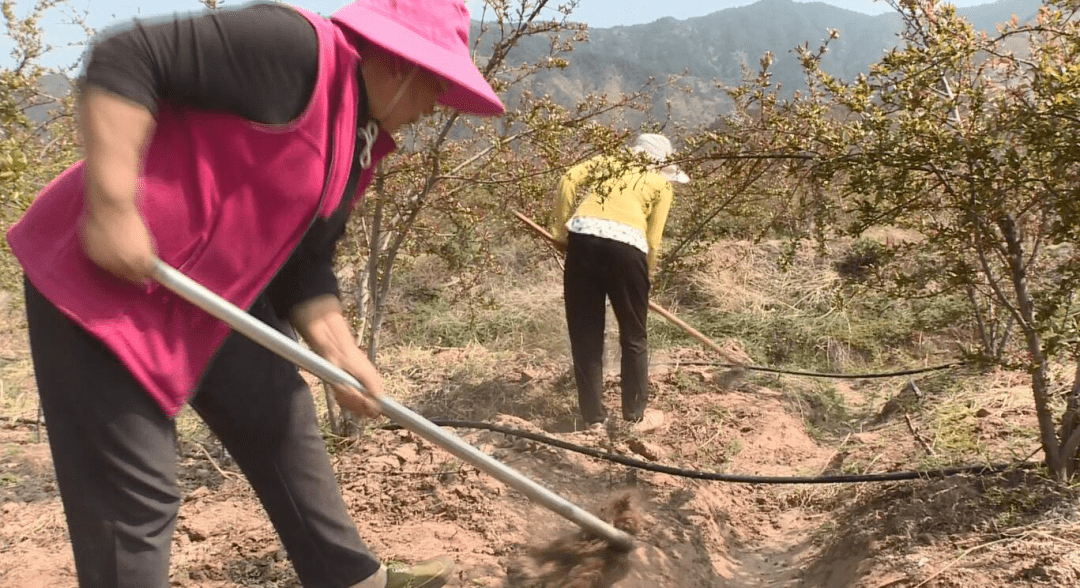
[375,342,580,429]
[658,238,954,372]
[684,239,839,319]
[383,256,571,356]
[858,226,925,246]
[915,369,1043,467]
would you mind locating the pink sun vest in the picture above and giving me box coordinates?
[6,7,394,417]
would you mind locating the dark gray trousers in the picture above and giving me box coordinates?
[563,232,651,424]
[24,279,381,588]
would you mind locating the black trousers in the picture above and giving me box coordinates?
[563,232,651,424]
[24,279,381,588]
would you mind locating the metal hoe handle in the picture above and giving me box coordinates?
[151,260,634,551]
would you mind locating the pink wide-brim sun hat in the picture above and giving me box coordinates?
[332,0,505,117]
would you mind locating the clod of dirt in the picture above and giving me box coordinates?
[626,439,665,461]
[506,491,644,588]
[712,367,746,390]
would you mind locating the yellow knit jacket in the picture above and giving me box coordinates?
[552,155,674,273]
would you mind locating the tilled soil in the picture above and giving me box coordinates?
[1,350,1078,587]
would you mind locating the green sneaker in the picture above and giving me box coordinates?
[385,555,455,588]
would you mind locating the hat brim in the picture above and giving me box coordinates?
[631,145,689,183]
[661,166,691,184]
[332,4,505,117]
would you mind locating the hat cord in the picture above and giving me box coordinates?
[356,119,379,169]
[379,66,419,125]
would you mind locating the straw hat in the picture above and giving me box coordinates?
[630,133,690,184]
[332,0,504,116]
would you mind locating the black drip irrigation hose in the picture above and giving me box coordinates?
[660,361,963,380]
[383,419,1040,484]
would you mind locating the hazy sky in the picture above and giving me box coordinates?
[3,0,1004,69]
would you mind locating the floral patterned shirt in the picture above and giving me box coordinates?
[567,216,649,255]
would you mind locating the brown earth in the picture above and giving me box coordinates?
[1,303,1078,587]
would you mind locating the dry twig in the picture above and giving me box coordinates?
[904,412,936,456]
[818,433,852,475]
[194,442,239,481]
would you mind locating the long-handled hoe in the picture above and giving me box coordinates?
[151,259,637,561]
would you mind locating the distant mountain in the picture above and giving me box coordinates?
[499,0,1043,128]
[28,0,1042,130]
[24,74,72,124]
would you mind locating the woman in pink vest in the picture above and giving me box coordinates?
[6,1,502,587]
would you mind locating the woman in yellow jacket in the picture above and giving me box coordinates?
[552,134,689,433]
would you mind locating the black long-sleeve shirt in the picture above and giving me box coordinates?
[83,3,367,317]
